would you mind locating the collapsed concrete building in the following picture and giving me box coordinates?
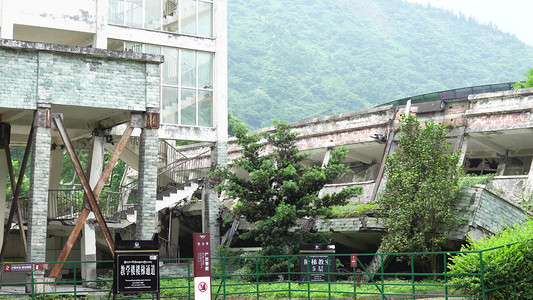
[176,84,533,253]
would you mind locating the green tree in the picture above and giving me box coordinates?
[378,114,462,273]
[213,121,362,259]
[512,68,533,89]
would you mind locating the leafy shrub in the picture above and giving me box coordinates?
[449,220,533,299]
[512,68,533,89]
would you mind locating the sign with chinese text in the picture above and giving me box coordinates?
[193,233,211,277]
[299,243,336,282]
[193,233,211,300]
[350,254,358,268]
[113,233,159,295]
[3,263,33,273]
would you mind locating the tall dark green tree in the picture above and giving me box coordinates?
[213,121,362,257]
[379,114,462,273]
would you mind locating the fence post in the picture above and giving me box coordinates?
[328,253,331,300]
[74,261,77,298]
[381,254,385,300]
[479,251,485,300]
[444,252,448,300]
[223,257,227,300]
[288,256,291,300]
[411,253,415,300]
[255,257,259,299]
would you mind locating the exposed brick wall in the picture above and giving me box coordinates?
[467,112,532,132]
[27,114,51,270]
[136,127,159,240]
[0,42,161,111]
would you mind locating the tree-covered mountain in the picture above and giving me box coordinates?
[227,0,533,129]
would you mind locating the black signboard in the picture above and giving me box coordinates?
[113,233,159,295]
[299,243,336,282]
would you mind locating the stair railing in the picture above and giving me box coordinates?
[157,141,212,190]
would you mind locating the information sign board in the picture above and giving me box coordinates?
[299,243,336,282]
[113,233,159,295]
[3,263,33,273]
[193,233,211,277]
[193,233,211,300]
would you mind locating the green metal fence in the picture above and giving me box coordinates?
[0,244,530,299]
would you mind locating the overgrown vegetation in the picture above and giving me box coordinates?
[212,121,362,268]
[378,114,462,274]
[458,173,496,188]
[512,68,533,89]
[229,0,533,129]
[449,220,533,299]
[324,202,379,218]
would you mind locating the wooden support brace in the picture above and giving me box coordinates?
[49,116,134,279]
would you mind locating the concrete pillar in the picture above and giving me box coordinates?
[523,159,533,203]
[206,0,228,256]
[27,107,52,283]
[81,133,105,287]
[204,141,228,255]
[136,114,159,240]
[0,148,7,251]
[0,0,14,39]
[47,146,63,219]
[93,0,109,49]
[458,136,469,168]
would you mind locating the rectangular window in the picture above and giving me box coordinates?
[162,87,179,124]
[111,42,213,127]
[198,90,213,127]
[125,0,143,27]
[145,0,161,29]
[198,1,212,37]
[180,0,197,35]
[109,0,125,24]
[181,49,196,87]
[108,0,213,38]
[180,88,197,126]
[162,47,179,85]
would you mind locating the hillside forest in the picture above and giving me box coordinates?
[227,0,533,129]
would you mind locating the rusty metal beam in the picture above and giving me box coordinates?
[49,119,134,279]
[52,114,115,252]
[0,124,33,261]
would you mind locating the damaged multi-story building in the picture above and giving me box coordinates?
[0,0,228,287]
[0,0,532,289]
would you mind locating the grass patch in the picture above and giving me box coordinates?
[325,202,380,218]
[160,277,445,299]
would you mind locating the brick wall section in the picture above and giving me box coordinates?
[145,63,161,109]
[467,112,532,132]
[0,48,37,109]
[0,40,162,111]
[27,114,51,272]
[452,187,529,240]
[136,127,159,240]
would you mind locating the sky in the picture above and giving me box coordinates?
[403,0,533,47]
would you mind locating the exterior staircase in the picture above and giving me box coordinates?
[47,138,211,226]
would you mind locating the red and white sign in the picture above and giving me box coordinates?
[193,233,211,300]
[3,263,33,273]
[350,254,358,268]
[34,262,49,271]
[194,277,211,299]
